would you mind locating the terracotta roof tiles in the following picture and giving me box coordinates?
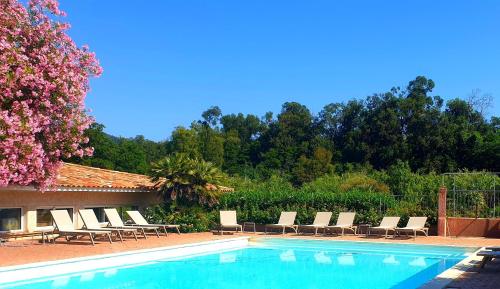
[57,163,155,189]
[56,163,234,192]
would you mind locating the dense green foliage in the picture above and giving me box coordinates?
[69,76,498,184]
[142,165,499,233]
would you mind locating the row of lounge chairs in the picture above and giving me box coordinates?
[220,211,429,239]
[50,208,180,245]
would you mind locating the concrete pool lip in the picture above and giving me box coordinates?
[418,247,484,289]
[256,235,482,249]
[0,237,250,285]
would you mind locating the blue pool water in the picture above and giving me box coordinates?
[1,238,476,289]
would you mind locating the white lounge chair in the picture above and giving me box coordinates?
[104,208,159,238]
[127,210,180,235]
[324,212,357,236]
[367,216,400,238]
[478,249,500,268]
[79,209,138,241]
[265,212,298,234]
[325,212,358,236]
[219,211,242,234]
[50,210,112,245]
[395,217,429,239]
[298,212,332,235]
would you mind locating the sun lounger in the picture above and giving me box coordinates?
[79,209,138,241]
[367,216,400,238]
[298,212,332,235]
[219,211,242,234]
[478,250,500,268]
[104,208,159,238]
[395,217,428,239]
[50,210,112,245]
[324,212,357,236]
[127,210,180,235]
[486,246,500,251]
[265,212,298,234]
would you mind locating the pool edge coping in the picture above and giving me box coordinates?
[254,235,482,249]
[0,236,250,273]
[418,247,484,289]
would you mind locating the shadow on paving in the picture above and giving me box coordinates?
[444,258,500,289]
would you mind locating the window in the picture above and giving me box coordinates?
[36,208,74,227]
[0,208,22,231]
[86,207,107,222]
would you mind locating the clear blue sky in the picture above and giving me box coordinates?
[60,0,500,141]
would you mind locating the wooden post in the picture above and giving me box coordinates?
[438,187,447,237]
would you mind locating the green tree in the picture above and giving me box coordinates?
[292,147,334,185]
[67,123,118,170]
[400,76,444,172]
[261,102,314,174]
[194,123,225,167]
[170,126,201,158]
[201,106,222,127]
[362,91,406,169]
[115,139,149,174]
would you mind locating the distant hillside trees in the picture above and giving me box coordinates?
[69,76,499,184]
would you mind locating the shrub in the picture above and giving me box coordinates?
[339,173,390,193]
[144,170,499,232]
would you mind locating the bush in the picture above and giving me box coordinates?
[144,170,499,232]
[144,204,217,233]
[339,173,390,193]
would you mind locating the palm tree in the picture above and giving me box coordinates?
[150,153,225,206]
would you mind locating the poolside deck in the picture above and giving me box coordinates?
[1,232,499,288]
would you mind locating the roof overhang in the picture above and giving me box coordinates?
[0,185,153,193]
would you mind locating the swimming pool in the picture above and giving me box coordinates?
[0,238,476,289]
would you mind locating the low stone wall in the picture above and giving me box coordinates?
[447,217,500,238]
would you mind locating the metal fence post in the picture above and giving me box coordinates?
[494,177,496,218]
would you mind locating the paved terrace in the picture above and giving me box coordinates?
[1,232,499,288]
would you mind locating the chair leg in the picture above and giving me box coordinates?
[141,228,147,239]
[107,233,113,243]
[154,228,160,238]
[132,231,138,241]
[117,231,123,242]
[163,226,168,237]
[480,256,491,268]
[282,227,285,235]
[89,233,95,246]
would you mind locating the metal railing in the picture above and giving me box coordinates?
[447,189,499,218]
[443,172,499,218]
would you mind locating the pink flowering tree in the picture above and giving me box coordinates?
[0,0,102,188]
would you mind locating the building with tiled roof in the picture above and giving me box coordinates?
[0,163,233,233]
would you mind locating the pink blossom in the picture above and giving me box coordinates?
[0,0,101,189]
